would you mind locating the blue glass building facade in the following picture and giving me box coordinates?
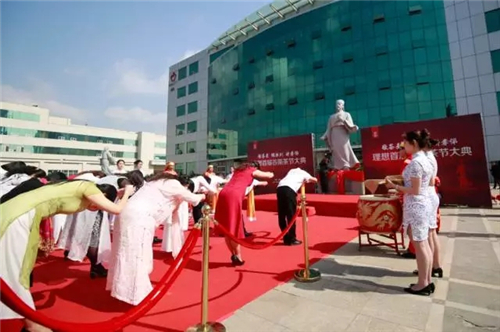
[207,0,456,160]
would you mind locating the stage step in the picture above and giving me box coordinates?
[245,194,359,219]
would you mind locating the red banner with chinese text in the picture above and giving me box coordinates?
[247,134,316,194]
[361,114,491,208]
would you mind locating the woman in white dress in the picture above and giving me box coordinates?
[0,166,40,198]
[189,175,217,225]
[59,172,144,278]
[422,131,443,280]
[162,175,215,258]
[58,174,121,278]
[386,130,434,296]
[0,179,134,332]
[106,173,205,306]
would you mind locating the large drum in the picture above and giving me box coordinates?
[356,195,402,233]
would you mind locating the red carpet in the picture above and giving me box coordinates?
[250,194,359,218]
[1,211,357,332]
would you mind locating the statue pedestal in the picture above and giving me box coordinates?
[327,170,365,195]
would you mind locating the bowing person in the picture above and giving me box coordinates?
[276,168,317,246]
[189,175,217,224]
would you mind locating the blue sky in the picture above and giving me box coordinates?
[1,0,268,134]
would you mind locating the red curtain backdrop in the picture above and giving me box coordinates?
[361,114,491,208]
[247,134,316,194]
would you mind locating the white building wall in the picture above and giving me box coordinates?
[166,51,209,175]
[0,102,166,175]
[445,0,500,162]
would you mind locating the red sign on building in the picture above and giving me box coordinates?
[247,134,316,194]
[361,114,491,208]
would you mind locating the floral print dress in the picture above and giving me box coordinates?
[402,151,433,242]
[425,151,440,229]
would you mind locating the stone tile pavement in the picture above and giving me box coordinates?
[222,207,500,332]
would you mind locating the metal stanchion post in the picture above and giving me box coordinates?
[186,205,226,332]
[294,183,321,283]
[247,188,256,222]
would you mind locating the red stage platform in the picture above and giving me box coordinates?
[249,193,359,218]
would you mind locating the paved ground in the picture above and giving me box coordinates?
[222,204,500,332]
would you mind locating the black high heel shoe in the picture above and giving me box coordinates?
[404,283,432,296]
[413,268,443,278]
[230,255,245,266]
[411,282,435,293]
[90,264,108,279]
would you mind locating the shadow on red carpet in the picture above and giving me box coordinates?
[1,211,357,332]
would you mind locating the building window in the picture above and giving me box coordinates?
[0,109,40,122]
[485,9,500,33]
[408,5,422,15]
[187,101,198,114]
[188,82,198,95]
[0,126,138,146]
[178,67,187,80]
[154,154,166,160]
[155,142,167,149]
[176,104,186,117]
[187,121,197,133]
[265,103,275,110]
[177,86,186,98]
[0,144,137,158]
[248,82,255,90]
[186,141,196,153]
[341,25,351,32]
[313,60,324,69]
[344,85,356,95]
[186,161,196,176]
[265,75,274,83]
[343,53,354,62]
[174,162,184,175]
[497,92,500,115]
[492,50,500,73]
[189,61,199,75]
[311,30,322,39]
[314,92,325,101]
[175,143,185,155]
[176,123,185,136]
[373,15,385,23]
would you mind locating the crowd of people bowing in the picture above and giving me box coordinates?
[1,128,443,332]
[0,152,317,332]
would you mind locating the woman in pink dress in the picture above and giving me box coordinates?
[214,162,274,266]
[106,173,205,306]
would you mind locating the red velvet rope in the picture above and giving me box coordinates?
[215,208,301,249]
[0,227,201,332]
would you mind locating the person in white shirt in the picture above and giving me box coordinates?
[276,168,317,245]
[225,167,235,181]
[245,179,268,196]
[244,179,268,223]
[133,159,146,176]
[100,148,128,175]
[189,175,218,224]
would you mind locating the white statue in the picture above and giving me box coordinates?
[321,99,359,170]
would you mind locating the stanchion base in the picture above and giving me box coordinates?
[294,268,321,282]
[186,322,226,332]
